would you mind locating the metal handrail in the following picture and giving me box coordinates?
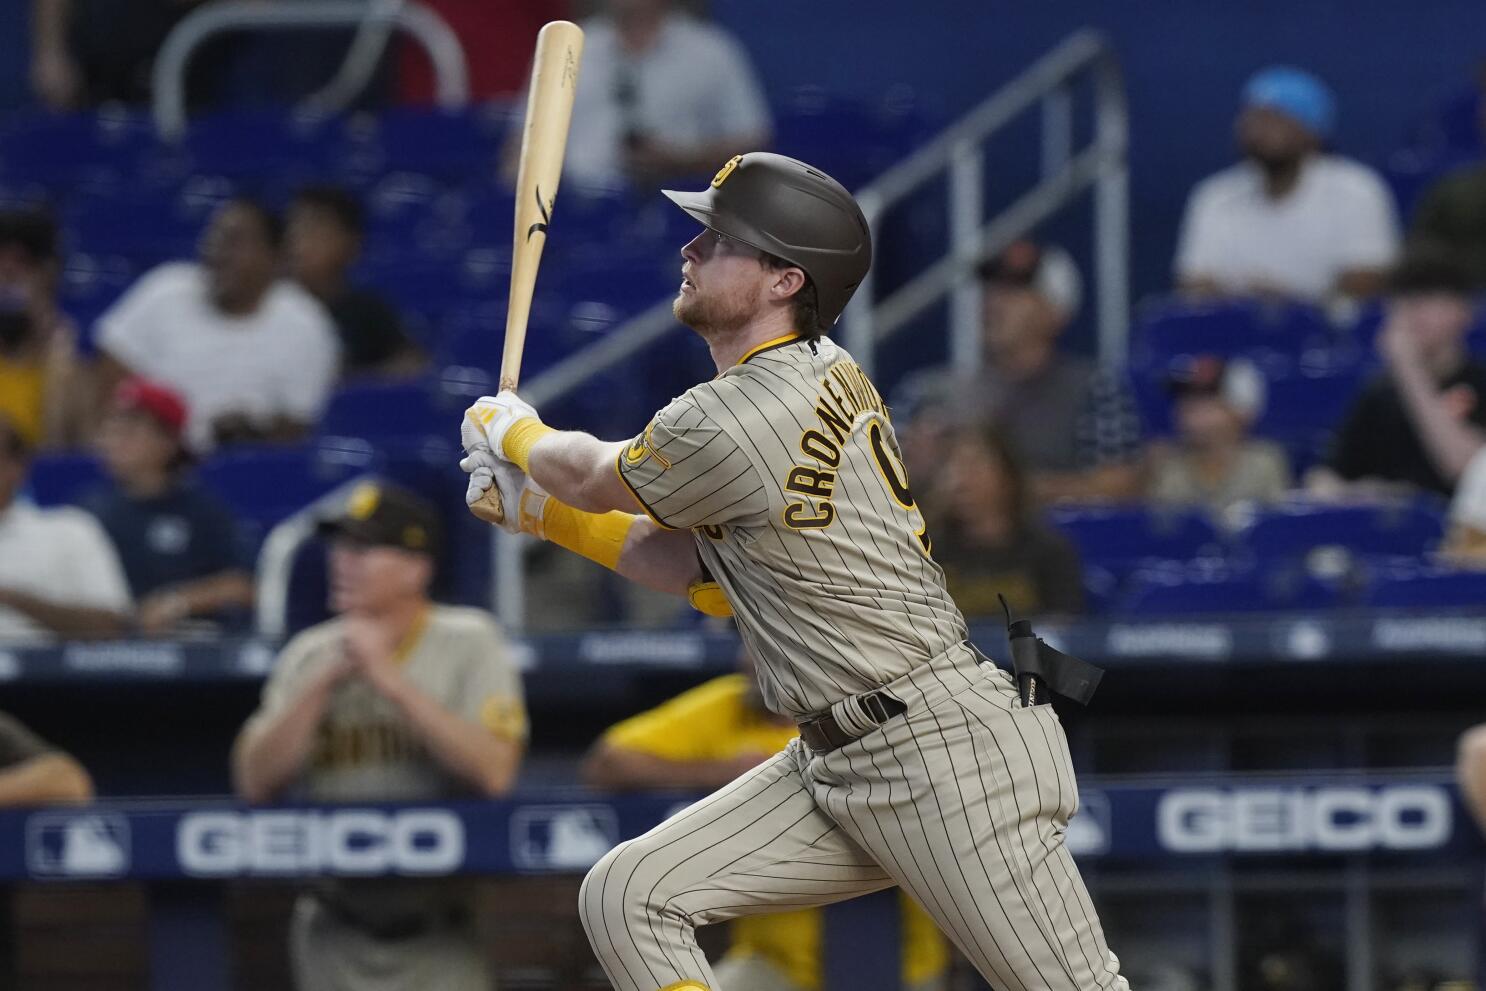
[841,28,1129,373]
[152,0,469,142]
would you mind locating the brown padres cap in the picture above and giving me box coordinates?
[317,481,442,557]
[662,152,873,332]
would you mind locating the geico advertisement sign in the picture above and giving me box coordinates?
[1157,786,1451,853]
[178,809,464,877]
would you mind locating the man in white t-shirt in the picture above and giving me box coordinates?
[95,198,340,452]
[510,0,772,191]
[0,414,131,643]
[1174,66,1400,303]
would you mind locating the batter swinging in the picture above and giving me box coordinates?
[460,152,1129,991]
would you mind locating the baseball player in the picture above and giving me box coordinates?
[232,481,528,991]
[461,152,1128,991]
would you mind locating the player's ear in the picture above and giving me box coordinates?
[770,266,806,302]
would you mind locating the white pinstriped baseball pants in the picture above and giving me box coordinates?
[578,644,1129,991]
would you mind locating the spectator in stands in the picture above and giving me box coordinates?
[583,646,950,991]
[1441,444,1486,564]
[0,208,82,449]
[0,414,132,642]
[231,481,524,991]
[1174,66,1399,303]
[83,379,253,634]
[29,0,205,110]
[507,0,772,190]
[286,185,424,378]
[1410,81,1486,289]
[0,711,92,805]
[895,241,1144,503]
[94,198,340,452]
[1458,722,1486,837]
[1308,249,1486,498]
[928,425,1085,618]
[1147,356,1291,515]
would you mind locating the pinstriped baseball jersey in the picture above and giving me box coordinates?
[617,333,967,718]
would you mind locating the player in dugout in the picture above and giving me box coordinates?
[461,152,1127,990]
[583,643,950,991]
[231,481,527,991]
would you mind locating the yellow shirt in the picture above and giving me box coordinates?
[603,675,949,991]
[0,357,45,447]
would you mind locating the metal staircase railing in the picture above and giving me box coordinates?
[151,0,469,141]
[841,28,1129,374]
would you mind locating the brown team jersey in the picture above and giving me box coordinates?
[618,334,968,719]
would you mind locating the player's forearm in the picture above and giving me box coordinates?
[581,745,734,792]
[0,589,129,639]
[232,684,337,804]
[0,754,93,806]
[32,0,71,55]
[617,520,702,597]
[172,570,255,617]
[382,681,523,796]
[1392,360,1485,482]
[528,432,631,513]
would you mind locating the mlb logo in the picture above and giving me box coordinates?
[510,805,619,871]
[26,813,131,878]
[1066,791,1112,858]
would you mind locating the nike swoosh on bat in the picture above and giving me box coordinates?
[527,186,552,242]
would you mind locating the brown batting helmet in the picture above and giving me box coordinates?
[662,153,872,332]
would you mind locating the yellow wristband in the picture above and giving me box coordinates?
[686,580,733,617]
[541,499,638,572]
[502,418,556,472]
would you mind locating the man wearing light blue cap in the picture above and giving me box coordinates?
[1175,65,1399,303]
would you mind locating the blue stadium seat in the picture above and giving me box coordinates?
[60,254,137,346]
[182,110,338,180]
[1251,354,1369,468]
[1119,560,1338,615]
[1047,505,1221,577]
[1233,498,1445,563]
[0,109,156,190]
[62,191,200,265]
[317,378,455,447]
[198,439,379,549]
[1361,562,1486,608]
[23,453,107,507]
[342,107,507,180]
[773,87,931,190]
[1131,297,1333,366]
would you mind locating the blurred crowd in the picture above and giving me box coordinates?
[2,48,1486,642]
[2,12,1485,991]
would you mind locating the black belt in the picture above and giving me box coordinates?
[798,691,907,754]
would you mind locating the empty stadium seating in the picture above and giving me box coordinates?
[1118,559,1339,615]
[1048,505,1222,578]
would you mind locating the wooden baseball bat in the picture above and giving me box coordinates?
[501,19,584,392]
[472,20,584,523]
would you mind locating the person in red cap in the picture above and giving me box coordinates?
[82,378,254,634]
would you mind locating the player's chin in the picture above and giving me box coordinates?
[672,294,701,326]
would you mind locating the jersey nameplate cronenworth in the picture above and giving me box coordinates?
[618,335,966,719]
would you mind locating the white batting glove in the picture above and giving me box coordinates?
[462,391,540,465]
[461,447,549,535]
